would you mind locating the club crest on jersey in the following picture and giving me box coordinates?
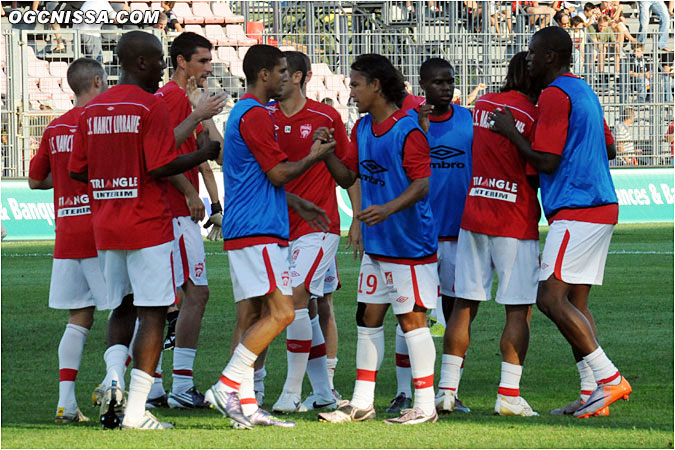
[284,125,291,134]
[385,272,393,286]
[194,262,204,278]
[300,124,312,138]
[281,271,290,286]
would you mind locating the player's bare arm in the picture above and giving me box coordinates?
[28,173,53,190]
[286,192,331,232]
[265,138,336,187]
[173,78,226,147]
[489,106,561,174]
[418,104,434,134]
[150,139,220,178]
[169,173,205,222]
[357,177,429,227]
[346,180,363,259]
[69,169,88,183]
[606,142,617,160]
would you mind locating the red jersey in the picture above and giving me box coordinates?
[29,107,97,259]
[155,81,202,218]
[401,94,425,112]
[461,91,540,240]
[68,84,178,250]
[269,99,350,240]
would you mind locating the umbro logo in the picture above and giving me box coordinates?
[430,146,465,160]
[360,160,388,174]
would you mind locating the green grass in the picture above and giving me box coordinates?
[1,223,673,448]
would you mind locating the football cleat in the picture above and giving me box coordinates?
[454,397,471,413]
[551,397,610,416]
[383,407,438,425]
[387,392,412,414]
[100,380,126,429]
[204,387,253,430]
[435,389,456,413]
[494,394,539,416]
[167,387,209,409]
[273,392,308,413]
[574,376,631,418]
[302,392,338,411]
[318,400,375,423]
[247,408,296,428]
[92,383,106,407]
[55,407,89,424]
[121,410,174,430]
[146,394,168,409]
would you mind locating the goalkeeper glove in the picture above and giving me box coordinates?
[204,202,223,241]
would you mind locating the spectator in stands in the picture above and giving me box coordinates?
[555,11,570,28]
[153,12,168,37]
[658,50,674,102]
[638,1,672,52]
[513,1,555,30]
[73,1,122,63]
[451,83,487,106]
[161,1,183,33]
[574,2,600,27]
[489,1,512,39]
[321,97,334,106]
[587,15,617,76]
[665,122,674,164]
[629,44,650,102]
[553,1,580,15]
[570,15,586,73]
[614,107,642,166]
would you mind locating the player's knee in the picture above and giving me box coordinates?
[355,302,367,327]
[274,302,295,328]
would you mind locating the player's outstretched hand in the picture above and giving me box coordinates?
[357,204,391,227]
[201,140,221,161]
[345,217,363,260]
[186,191,206,222]
[310,138,336,161]
[313,127,334,143]
[292,197,331,232]
[418,104,434,134]
[194,90,227,121]
[488,106,517,138]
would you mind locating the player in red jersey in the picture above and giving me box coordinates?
[267,51,351,413]
[151,31,226,410]
[29,58,109,425]
[438,52,542,416]
[69,31,220,430]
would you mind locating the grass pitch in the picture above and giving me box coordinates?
[1,223,673,448]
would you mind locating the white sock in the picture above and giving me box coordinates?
[438,354,463,393]
[351,326,384,409]
[405,327,436,416]
[577,360,596,401]
[306,315,333,399]
[498,362,523,398]
[395,324,412,397]
[58,324,89,410]
[326,358,338,390]
[172,347,196,394]
[217,343,257,393]
[583,346,620,386]
[122,368,153,426]
[148,352,165,399]
[281,308,311,395]
[239,366,258,416]
[103,344,129,391]
[254,367,266,396]
[458,360,465,397]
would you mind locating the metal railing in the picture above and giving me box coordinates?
[2,1,673,177]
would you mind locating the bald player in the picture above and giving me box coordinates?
[69,31,220,430]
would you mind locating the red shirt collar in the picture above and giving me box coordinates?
[371,109,409,136]
[242,93,264,104]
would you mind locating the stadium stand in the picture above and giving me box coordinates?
[1,1,673,176]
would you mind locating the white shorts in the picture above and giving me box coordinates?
[357,254,439,315]
[437,240,458,297]
[99,241,175,309]
[49,257,112,310]
[172,216,207,287]
[289,232,340,297]
[540,220,614,285]
[228,243,292,302]
[323,257,340,295]
[454,229,539,305]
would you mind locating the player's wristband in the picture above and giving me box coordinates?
[211,202,222,215]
